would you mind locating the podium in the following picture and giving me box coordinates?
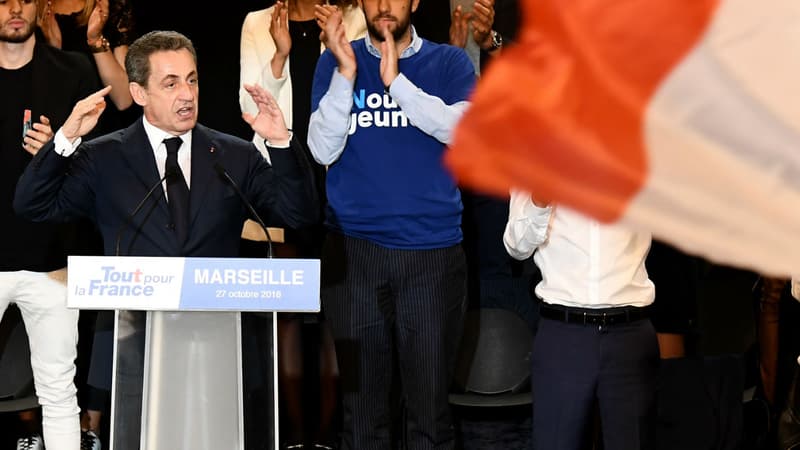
[68,256,321,450]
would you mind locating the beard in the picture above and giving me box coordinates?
[366,14,410,43]
[0,22,35,44]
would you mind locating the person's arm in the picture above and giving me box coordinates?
[239,8,290,118]
[13,84,110,223]
[793,277,800,301]
[86,0,132,110]
[242,84,319,227]
[388,75,471,145]
[382,41,475,144]
[307,67,354,165]
[307,6,357,165]
[503,190,552,260]
[268,2,292,83]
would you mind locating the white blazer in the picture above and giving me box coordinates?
[239,4,367,157]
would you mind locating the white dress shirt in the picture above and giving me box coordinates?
[141,117,192,197]
[503,190,655,308]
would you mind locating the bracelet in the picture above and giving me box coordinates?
[88,36,111,53]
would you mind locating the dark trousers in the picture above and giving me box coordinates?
[321,233,467,450]
[532,317,659,450]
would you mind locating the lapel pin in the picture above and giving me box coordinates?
[209,146,216,153]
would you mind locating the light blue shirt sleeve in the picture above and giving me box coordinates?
[387,74,470,145]
[307,70,355,166]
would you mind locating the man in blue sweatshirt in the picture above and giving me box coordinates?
[308,1,475,448]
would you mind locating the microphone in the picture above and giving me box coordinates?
[114,169,175,256]
[213,162,273,258]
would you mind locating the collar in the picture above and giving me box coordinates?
[142,116,192,154]
[364,25,423,59]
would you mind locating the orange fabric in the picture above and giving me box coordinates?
[445,0,719,221]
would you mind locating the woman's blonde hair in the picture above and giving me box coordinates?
[38,0,96,26]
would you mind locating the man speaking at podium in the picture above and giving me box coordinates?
[13,30,318,256]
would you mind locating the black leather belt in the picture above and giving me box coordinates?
[540,303,649,326]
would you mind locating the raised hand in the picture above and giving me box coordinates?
[471,0,496,50]
[315,5,356,79]
[449,5,471,48]
[61,86,112,143]
[242,83,290,144]
[271,1,291,58]
[87,0,110,45]
[22,115,54,156]
[379,27,399,90]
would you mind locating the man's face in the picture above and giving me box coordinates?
[0,0,36,44]
[133,49,199,135]
[360,0,419,42]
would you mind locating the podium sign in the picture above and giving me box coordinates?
[67,255,320,312]
[67,256,320,450]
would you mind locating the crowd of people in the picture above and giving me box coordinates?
[2,0,798,450]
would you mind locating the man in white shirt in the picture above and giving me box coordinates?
[504,190,658,450]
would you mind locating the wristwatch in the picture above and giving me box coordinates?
[489,30,503,51]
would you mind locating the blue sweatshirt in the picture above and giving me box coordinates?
[309,32,475,249]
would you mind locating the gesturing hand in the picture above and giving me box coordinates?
[242,84,290,144]
[315,5,356,80]
[62,86,112,143]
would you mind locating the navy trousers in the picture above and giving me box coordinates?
[532,316,659,450]
[321,233,467,450]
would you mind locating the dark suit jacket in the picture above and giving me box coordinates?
[13,119,318,257]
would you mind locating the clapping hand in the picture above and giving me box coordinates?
[87,0,110,46]
[379,27,399,90]
[449,5,471,48]
[315,5,356,80]
[471,0,496,50]
[271,1,291,58]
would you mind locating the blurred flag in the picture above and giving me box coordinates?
[445,0,800,276]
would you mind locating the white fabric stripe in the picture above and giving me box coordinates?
[634,0,800,276]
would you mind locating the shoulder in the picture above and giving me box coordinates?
[85,129,126,148]
[243,7,274,29]
[87,120,140,147]
[421,39,471,64]
[199,124,253,149]
[421,40,474,74]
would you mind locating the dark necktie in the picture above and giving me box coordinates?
[163,137,189,245]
